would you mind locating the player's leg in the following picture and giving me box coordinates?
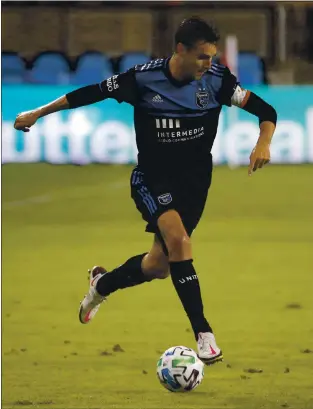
[79,234,169,324]
[79,167,172,324]
[141,234,170,279]
[96,233,169,295]
[157,209,223,365]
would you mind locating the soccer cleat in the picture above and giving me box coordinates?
[197,332,223,365]
[79,266,107,324]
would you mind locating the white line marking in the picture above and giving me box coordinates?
[3,195,51,209]
[3,179,128,210]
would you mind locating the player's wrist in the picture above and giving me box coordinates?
[33,108,42,119]
[257,134,272,147]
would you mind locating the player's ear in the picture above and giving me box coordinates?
[176,42,187,55]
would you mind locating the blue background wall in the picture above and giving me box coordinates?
[3,85,313,164]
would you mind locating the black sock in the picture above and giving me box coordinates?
[96,253,151,296]
[170,260,212,340]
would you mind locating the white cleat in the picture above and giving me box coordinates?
[197,332,223,365]
[79,266,107,324]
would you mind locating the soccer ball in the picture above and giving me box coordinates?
[156,346,204,392]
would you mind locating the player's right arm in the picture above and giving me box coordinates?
[14,95,70,132]
[14,70,138,132]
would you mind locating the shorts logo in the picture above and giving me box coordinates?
[196,91,209,109]
[158,193,172,205]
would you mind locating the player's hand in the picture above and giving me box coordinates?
[14,110,40,132]
[248,141,270,176]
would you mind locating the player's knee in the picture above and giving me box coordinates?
[145,264,169,280]
[155,267,170,279]
[148,258,170,279]
[166,233,192,259]
[142,253,169,280]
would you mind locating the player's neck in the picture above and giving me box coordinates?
[169,54,190,81]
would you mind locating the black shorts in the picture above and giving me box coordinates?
[130,166,211,238]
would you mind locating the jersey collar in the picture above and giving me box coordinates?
[163,56,194,87]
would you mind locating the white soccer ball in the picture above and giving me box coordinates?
[156,346,204,392]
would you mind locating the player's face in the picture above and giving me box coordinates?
[181,41,217,80]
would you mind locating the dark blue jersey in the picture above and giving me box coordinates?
[99,58,238,184]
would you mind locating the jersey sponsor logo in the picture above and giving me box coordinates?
[155,118,180,129]
[156,124,205,143]
[196,91,209,109]
[152,94,164,103]
[106,75,119,92]
[157,193,172,205]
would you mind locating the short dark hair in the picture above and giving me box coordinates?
[175,17,220,48]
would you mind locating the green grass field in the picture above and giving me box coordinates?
[2,163,313,409]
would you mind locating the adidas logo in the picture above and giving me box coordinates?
[152,94,163,103]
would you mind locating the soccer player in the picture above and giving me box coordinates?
[14,17,277,365]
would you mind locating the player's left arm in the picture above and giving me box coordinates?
[231,86,277,176]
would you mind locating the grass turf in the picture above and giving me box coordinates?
[2,163,313,409]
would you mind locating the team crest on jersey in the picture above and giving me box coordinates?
[196,91,210,109]
[158,193,172,205]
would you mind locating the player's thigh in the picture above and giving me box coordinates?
[157,209,192,260]
[180,184,210,237]
[130,168,175,232]
[181,199,207,237]
[142,235,169,279]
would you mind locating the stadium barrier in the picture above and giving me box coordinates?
[2,85,313,164]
